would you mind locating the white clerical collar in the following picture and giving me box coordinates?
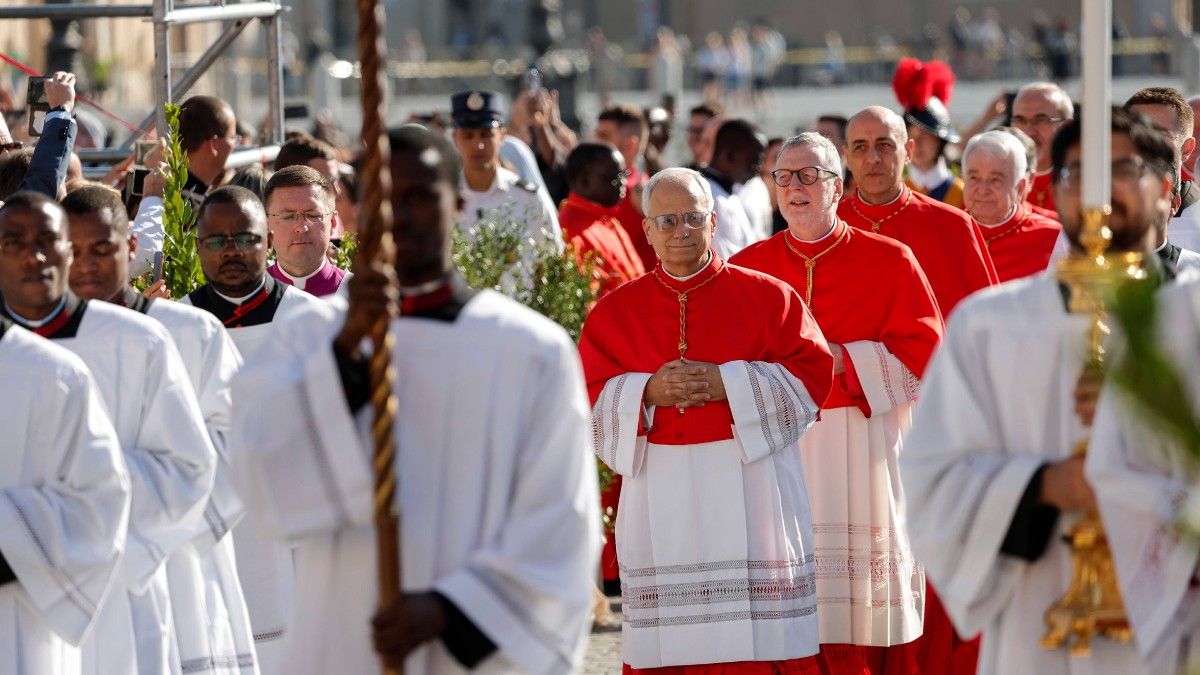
[4,296,66,328]
[278,259,327,291]
[857,187,903,207]
[787,221,837,243]
[907,158,953,192]
[977,204,1020,228]
[664,251,714,281]
[215,278,266,305]
[1035,166,1054,177]
[1155,239,1169,253]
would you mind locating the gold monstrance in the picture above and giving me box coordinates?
[1038,0,1140,655]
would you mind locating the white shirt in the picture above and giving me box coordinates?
[706,176,759,259]
[457,166,562,250]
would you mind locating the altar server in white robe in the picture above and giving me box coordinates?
[1086,275,1200,674]
[0,191,216,675]
[179,186,323,672]
[0,316,130,675]
[230,125,599,675]
[901,108,1173,675]
[63,185,258,674]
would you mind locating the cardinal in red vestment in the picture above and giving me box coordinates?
[838,106,997,320]
[581,167,833,674]
[733,133,943,675]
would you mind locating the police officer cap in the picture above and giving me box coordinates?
[451,90,505,129]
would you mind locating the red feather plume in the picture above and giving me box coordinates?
[892,58,957,111]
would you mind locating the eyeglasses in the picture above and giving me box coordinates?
[610,169,632,187]
[770,167,840,187]
[1056,158,1154,190]
[197,232,264,251]
[1011,114,1066,129]
[645,211,712,232]
[268,210,331,225]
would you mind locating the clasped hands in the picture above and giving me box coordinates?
[644,359,727,411]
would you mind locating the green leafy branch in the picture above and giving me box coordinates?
[159,103,206,299]
[1108,278,1200,460]
[332,232,358,271]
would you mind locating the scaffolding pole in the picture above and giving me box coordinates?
[1,0,285,163]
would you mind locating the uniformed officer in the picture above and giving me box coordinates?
[450,90,562,255]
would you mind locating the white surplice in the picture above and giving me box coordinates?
[593,366,823,667]
[181,282,324,673]
[51,301,217,675]
[1087,277,1200,675]
[801,343,926,647]
[902,273,1146,675]
[146,299,258,675]
[0,325,130,675]
[230,292,599,675]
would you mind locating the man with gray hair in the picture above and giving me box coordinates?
[962,130,1062,282]
[733,133,942,671]
[581,165,834,672]
[1010,82,1075,212]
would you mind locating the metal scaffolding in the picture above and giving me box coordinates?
[0,0,284,164]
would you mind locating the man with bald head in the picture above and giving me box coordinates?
[1010,82,1074,212]
[839,105,997,317]
[582,166,833,672]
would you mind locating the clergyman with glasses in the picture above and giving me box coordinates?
[1009,82,1074,213]
[263,165,351,297]
[733,132,941,672]
[179,184,324,671]
[580,166,835,673]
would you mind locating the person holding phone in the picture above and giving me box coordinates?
[4,71,78,201]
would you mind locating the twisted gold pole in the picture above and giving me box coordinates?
[354,1,399,674]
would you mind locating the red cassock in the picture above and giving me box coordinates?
[838,186,997,319]
[579,255,833,445]
[614,166,659,271]
[559,192,647,296]
[1027,170,1056,213]
[580,256,833,674]
[561,192,648,584]
[730,223,941,413]
[732,224,944,675]
[978,203,1062,283]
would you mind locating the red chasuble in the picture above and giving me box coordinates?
[558,193,646,296]
[613,167,658,271]
[977,203,1062,283]
[1027,169,1056,213]
[578,255,833,445]
[838,186,997,318]
[731,223,942,413]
